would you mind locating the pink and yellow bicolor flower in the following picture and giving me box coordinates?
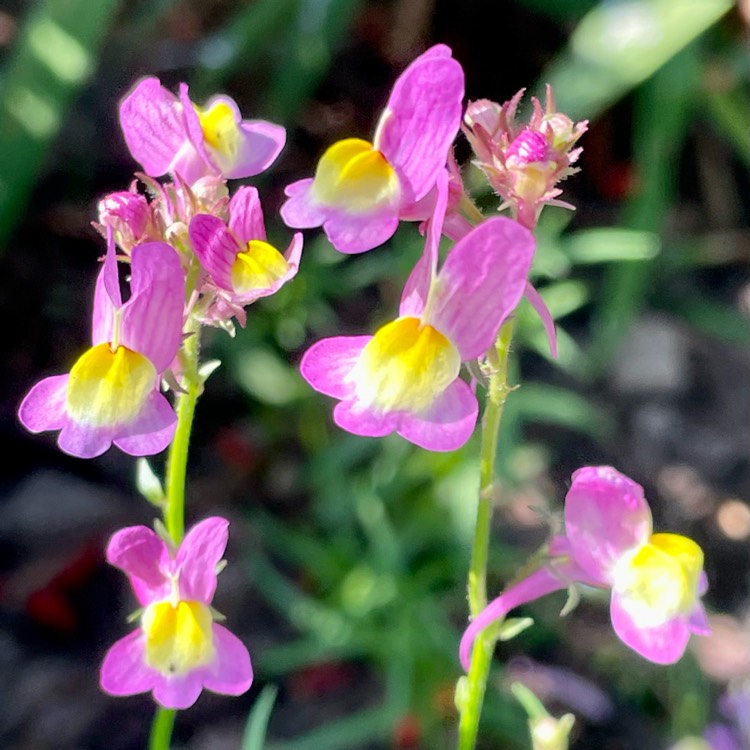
[18,234,185,458]
[119,77,286,185]
[188,185,303,325]
[460,466,710,670]
[100,517,252,709]
[299,175,535,451]
[280,44,464,254]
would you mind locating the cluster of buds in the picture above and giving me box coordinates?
[463,86,588,230]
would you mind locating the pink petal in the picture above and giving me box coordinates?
[299,336,369,400]
[375,49,464,203]
[120,242,185,373]
[100,630,157,696]
[333,400,397,438]
[152,672,205,710]
[322,205,400,255]
[460,565,573,671]
[175,517,229,604]
[610,591,691,664]
[399,168,448,318]
[57,418,115,459]
[228,186,266,242]
[199,624,253,696]
[18,374,69,433]
[688,601,711,636]
[102,227,122,308]
[280,179,328,229]
[119,78,187,177]
[189,214,238,291]
[427,216,535,360]
[226,119,286,179]
[179,83,214,176]
[91,249,118,347]
[106,525,171,606]
[565,466,652,584]
[396,377,477,451]
[113,390,177,457]
[524,281,558,359]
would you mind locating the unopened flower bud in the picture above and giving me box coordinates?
[97,190,152,252]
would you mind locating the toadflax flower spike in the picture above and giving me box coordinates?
[300,174,535,451]
[18,232,185,458]
[100,517,252,709]
[460,466,710,670]
[119,77,286,185]
[281,44,464,254]
[189,185,303,327]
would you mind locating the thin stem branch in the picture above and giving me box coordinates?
[458,319,515,750]
[164,319,201,545]
[148,708,176,750]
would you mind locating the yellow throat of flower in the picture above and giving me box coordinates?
[614,533,704,628]
[231,240,289,294]
[311,138,399,212]
[353,316,460,414]
[142,600,215,676]
[66,343,156,427]
[197,101,240,160]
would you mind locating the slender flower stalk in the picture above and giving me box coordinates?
[458,318,515,750]
[149,709,176,750]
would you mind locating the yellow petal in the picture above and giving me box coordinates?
[231,239,289,294]
[66,343,156,427]
[614,533,703,627]
[142,600,215,676]
[197,101,240,159]
[353,316,460,414]
[311,137,399,212]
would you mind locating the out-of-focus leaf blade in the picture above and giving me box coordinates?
[542,0,733,120]
[565,228,661,264]
[0,0,119,252]
[242,685,279,750]
[706,86,750,168]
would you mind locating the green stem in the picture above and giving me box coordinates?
[458,319,515,750]
[150,318,202,750]
[148,708,176,750]
[164,319,202,544]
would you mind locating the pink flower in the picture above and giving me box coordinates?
[460,466,710,670]
[463,86,587,229]
[280,44,464,254]
[100,517,252,709]
[119,77,286,184]
[299,176,535,451]
[189,186,303,327]
[18,233,185,458]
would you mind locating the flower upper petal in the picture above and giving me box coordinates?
[228,186,266,243]
[119,78,187,177]
[374,45,464,203]
[106,525,171,606]
[565,466,652,584]
[425,216,535,360]
[175,517,229,604]
[120,242,185,373]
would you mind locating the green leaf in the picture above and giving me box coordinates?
[565,228,661,264]
[242,685,279,750]
[0,0,119,252]
[542,0,733,120]
[135,458,165,507]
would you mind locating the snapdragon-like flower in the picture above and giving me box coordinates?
[463,86,588,229]
[19,234,185,458]
[300,176,535,451]
[100,517,252,709]
[460,466,710,670]
[119,77,286,185]
[281,44,464,254]
[189,185,303,327]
